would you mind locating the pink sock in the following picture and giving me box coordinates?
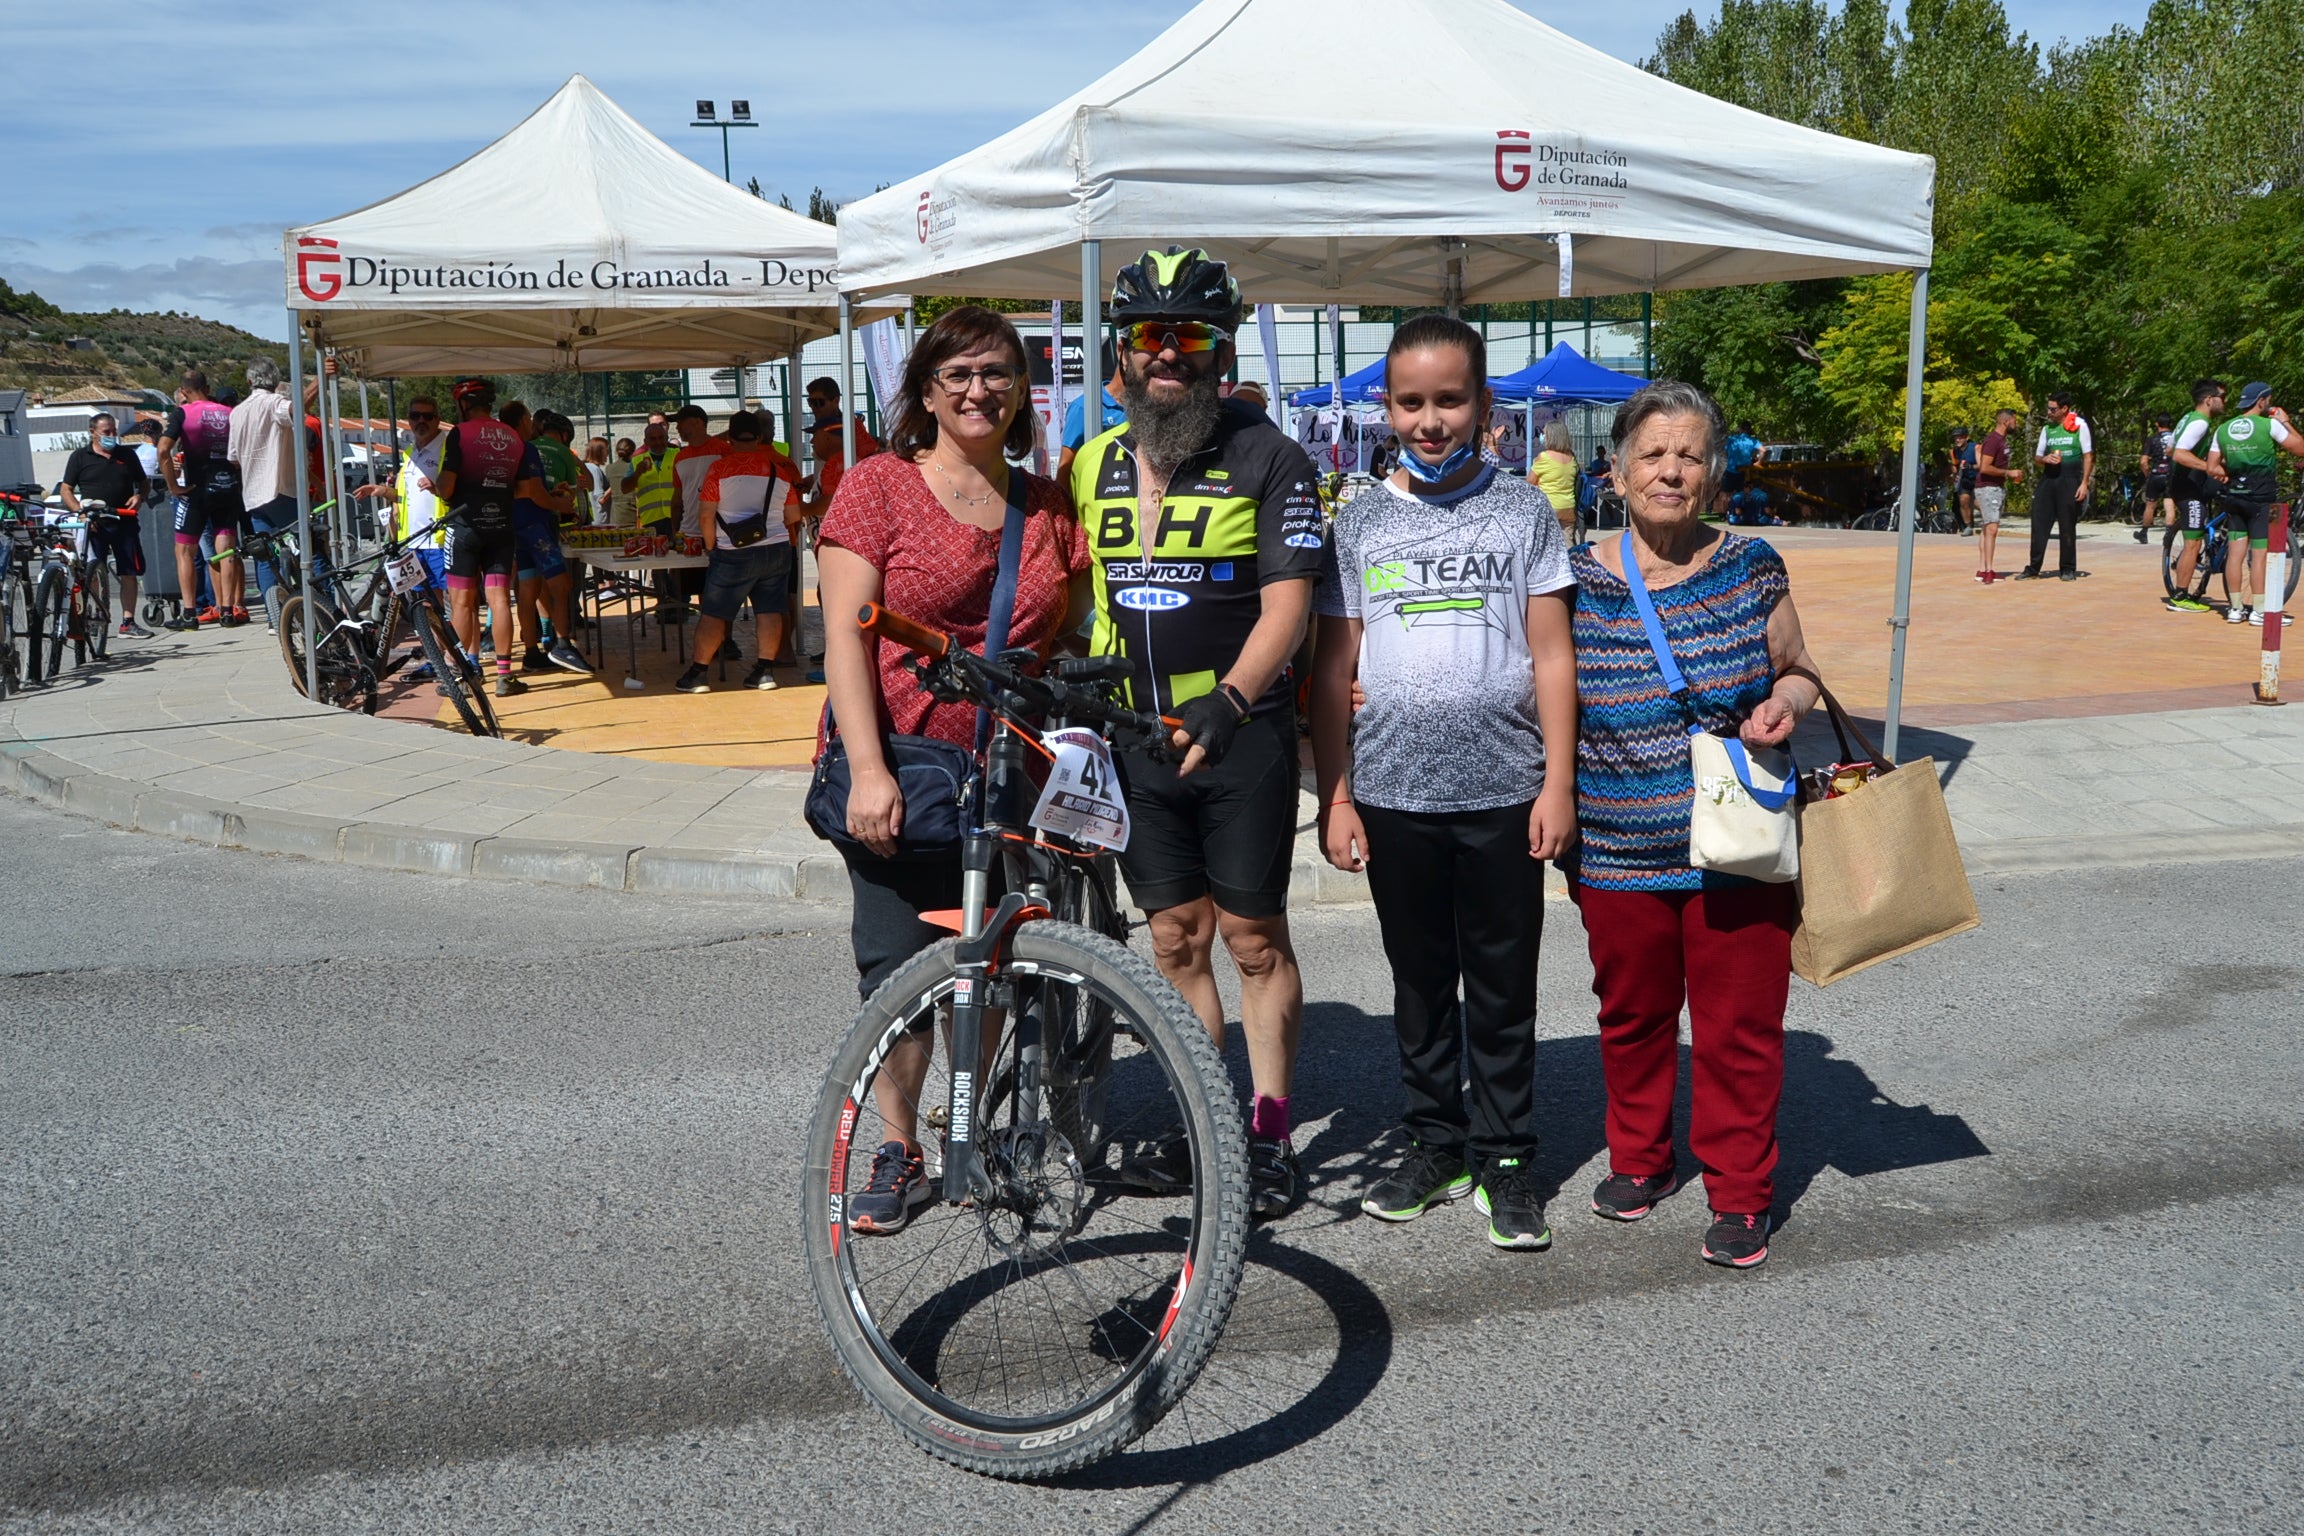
[1250,1093,1290,1140]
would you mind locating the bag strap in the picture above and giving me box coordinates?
[974,470,1031,750]
[1618,531,1698,734]
[1717,736,1799,811]
[1814,684,1894,772]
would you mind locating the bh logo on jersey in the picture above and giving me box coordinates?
[296,237,343,302]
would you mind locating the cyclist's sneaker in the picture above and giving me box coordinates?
[545,639,592,672]
[2134,527,2151,544]
[742,659,780,691]
[521,645,553,673]
[1591,1167,1679,1222]
[2246,608,2266,626]
[1360,1143,1472,1222]
[674,663,711,694]
[2165,595,2212,613]
[494,672,528,698]
[405,661,436,682]
[2227,605,2250,625]
[1248,1135,1299,1220]
[195,605,223,624]
[1474,1157,1552,1251]
[849,1139,930,1234]
[164,612,199,631]
[117,619,153,639]
[1118,1130,1194,1195]
[1701,1211,1772,1269]
[230,606,252,626]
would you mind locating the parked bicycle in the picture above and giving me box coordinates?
[803,604,1248,1479]
[8,501,119,685]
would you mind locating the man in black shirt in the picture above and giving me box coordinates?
[60,412,153,639]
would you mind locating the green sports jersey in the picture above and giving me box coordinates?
[2036,415,2090,477]
[533,436,583,517]
[2213,412,2292,501]
[2169,409,2214,495]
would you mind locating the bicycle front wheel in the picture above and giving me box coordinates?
[410,601,499,738]
[2162,524,2213,602]
[79,566,111,662]
[803,920,1250,1480]
[33,567,69,681]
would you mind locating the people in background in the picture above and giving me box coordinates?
[675,408,803,694]
[228,358,298,633]
[1527,419,1579,531]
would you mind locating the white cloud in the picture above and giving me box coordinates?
[0,259,285,340]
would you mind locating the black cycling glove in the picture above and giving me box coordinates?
[1175,688,1248,765]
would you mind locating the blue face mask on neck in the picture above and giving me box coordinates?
[1397,439,1479,486]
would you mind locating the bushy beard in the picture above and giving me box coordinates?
[1121,362,1223,474]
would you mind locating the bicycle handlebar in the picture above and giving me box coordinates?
[859,603,951,659]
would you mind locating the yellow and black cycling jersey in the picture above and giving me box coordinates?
[1069,399,1326,717]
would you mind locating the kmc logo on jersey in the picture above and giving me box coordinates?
[1114,586,1191,612]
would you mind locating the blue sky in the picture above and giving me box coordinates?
[4,0,2149,341]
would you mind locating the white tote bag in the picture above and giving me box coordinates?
[1618,534,1800,883]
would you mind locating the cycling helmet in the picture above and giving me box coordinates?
[1109,246,1243,328]
[451,377,497,413]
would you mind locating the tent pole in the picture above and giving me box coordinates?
[1081,240,1102,449]
[1641,293,1653,377]
[783,348,799,462]
[357,375,376,556]
[838,295,856,479]
[288,318,317,702]
[1884,268,1930,761]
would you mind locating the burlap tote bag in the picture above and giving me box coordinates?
[1791,690,1980,986]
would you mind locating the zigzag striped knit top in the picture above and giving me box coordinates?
[1570,531,1788,891]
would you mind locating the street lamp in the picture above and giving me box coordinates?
[690,98,757,182]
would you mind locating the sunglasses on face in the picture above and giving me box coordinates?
[408,412,438,423]
[1120,321,1229,355]
[931,365,1019,394]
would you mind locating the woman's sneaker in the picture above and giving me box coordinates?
[849,1139,930,1234]
[1701,1211,1772,1268]
[1591,1167,1680,1222]
[1474,1157,1552,1250]
[1360,1143,1471,1222]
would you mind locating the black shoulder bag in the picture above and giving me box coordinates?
[804,470,1029,861]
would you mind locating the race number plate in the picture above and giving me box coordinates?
[384,551,427,594]
[1027,727,1131,851]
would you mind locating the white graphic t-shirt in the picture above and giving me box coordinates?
[1314,464,1575,814]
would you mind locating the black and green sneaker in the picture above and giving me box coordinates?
[1360,1143,1471,1222]
[1474,1157,1553,1251]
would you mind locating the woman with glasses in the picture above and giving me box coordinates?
[814,305,1093,1235]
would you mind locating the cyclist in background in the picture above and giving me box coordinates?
[1070,246,1325,1220]
[2136,411,2175,545]
[433,378,540,697]
[2207,381,2304,626]
[59,411,151,639]
[159,368,245,629]
[2163,379,2224,612]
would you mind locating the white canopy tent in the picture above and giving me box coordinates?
[837,0,1940,753]
[276,74,866,696]
[284,74,854,373]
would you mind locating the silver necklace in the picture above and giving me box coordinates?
[929,455,1003,508]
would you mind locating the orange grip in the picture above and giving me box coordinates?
[858,603,950,658]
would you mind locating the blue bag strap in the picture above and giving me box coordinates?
[1718,736,1799,811]
[974,469,1031,750]
[1618,531,1695,730]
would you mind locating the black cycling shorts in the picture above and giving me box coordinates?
[2222,495,2275,549]
[442,520,519,587]
[173,484,241,545]
[1116,707,1298,918]
[2145,473,2170,499]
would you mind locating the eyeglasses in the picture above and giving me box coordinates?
[408,412,438,423]
[932,365,1019,394]
[1119,321,1230,356]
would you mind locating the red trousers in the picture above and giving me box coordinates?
[1575,882,1797,1216]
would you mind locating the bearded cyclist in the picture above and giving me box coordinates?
[1070,247,1326,1219]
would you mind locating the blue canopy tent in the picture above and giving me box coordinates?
[1489,343,1646,404]
[1289,358,1388,407]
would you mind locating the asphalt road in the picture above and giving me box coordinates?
[1,791,2298,1534]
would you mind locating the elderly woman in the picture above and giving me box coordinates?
[1569,380,1821,1270]
[1526,419,1579,530]
[815,304,1091,1236]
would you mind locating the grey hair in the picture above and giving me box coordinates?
[1541,419,1573,455]
[1611,379,1726,487]
[246,357,283,391]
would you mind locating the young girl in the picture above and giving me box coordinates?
[1310,315,1579,1251]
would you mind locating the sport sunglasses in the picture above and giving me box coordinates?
[1118,320,1231,355]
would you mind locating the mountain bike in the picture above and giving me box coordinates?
[26,505,114,678]
[2161,500,2301,608]
[0,497,39,697]
[803,606,1249,1479]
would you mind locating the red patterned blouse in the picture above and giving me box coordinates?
[818,453,1088,748]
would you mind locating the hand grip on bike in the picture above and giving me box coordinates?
[858,603,951,659]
